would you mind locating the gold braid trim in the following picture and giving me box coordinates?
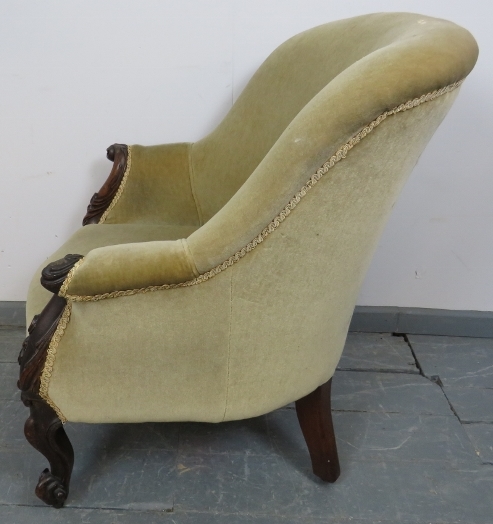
[39,301,72,423]
[99,145,133,224]
[66,80,463,303]
[59,258,85,297]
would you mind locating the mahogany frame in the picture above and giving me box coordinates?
[18,256,82,508]
[18,145,340,508]
[83,143,128,225]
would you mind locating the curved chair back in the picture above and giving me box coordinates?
[185,13,478,418]
[191,13,477,221]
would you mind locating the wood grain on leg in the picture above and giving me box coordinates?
[295,378,341,482]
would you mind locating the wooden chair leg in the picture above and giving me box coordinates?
[23,395,74,508]
[18,278,79,508]
[295,378,340,482]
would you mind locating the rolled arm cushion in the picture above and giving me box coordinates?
[60,239,199,297]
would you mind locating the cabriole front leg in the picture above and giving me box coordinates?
[18,255,82,508]
[22,392,74,508]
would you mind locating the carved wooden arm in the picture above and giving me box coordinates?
[82,144,128,226]
[18,254,83,508]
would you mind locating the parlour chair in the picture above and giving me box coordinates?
[18,12,478,508]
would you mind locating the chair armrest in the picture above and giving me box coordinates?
[59,239,199,298]
[83,143,201,227]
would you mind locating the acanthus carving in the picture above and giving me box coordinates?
[17,295,66,395]
[18,254,81,508]
[82,143,128,226]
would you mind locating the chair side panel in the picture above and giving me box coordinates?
[224,90,459,420]
[47,270,232,423]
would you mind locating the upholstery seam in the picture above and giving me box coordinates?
[38,301,72,424]
[222,269,233,422]
[181,238,200,278]
[99,146,133,224]
[64,80,463,302]
[188,142,204,226]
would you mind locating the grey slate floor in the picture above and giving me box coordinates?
[1,327,492,523]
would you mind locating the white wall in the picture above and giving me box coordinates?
[0,1,491,310]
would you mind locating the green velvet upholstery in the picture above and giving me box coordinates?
[105,143,201,226]
[27,13,478,423]
[27,224,199,322]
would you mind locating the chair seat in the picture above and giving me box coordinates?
[27,223,199,322]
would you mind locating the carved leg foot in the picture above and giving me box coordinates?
[23,395,74,508]
[295,378,340,482]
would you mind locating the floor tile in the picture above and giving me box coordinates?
[174,452,492,522]
[178,417,270,456]
[0,445,177,511]
[171,513,410,523]
[174,452,311,517]
[338,333,418,373]
[444,387,493,423]
[334,412,478,466]
[0,400,29,449]
[0,449,46,506]
[2,331,492,522]
[266,409,478,466]
[0,363,20,401]
[463,423,493,464]
[67,448,176,510]
[0,326,24,363]
[65,421,181,452]
[0,505,174,524]
[0,505,389,524]
[408,335,493,388]
[332,371,453,416]
[429,465,493,524]
[166,512,333,523]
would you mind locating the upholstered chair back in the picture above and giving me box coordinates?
[192,13,477,220]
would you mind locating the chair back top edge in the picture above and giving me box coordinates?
[191,13,478,221]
